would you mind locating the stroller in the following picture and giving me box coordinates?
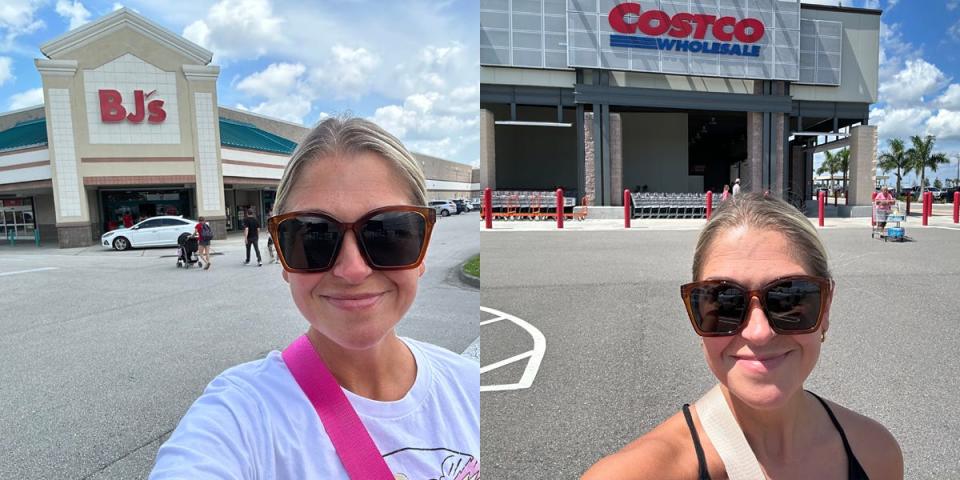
[177,234,200,268]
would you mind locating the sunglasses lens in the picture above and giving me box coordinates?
[276,215,342,270]
[764,279,822,332]
[360,211,427,268]
[689,284,747,334]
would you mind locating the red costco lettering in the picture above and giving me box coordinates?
[608,3,765,43]
[97,89,167,124]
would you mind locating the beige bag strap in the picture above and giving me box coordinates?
[694,385,766,480]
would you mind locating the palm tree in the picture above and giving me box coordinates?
[816,148,849,204]
[816,150,838,193]
[878,138,909,194]
[907,135,949,200]
[836,148,850,204]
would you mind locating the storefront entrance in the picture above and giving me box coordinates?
[100,189,192,232]
[1,198,36,239]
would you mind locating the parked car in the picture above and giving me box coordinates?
[927,187,943,200]
[429,200,457,217]
[945,186,960,202]
[451,199,470,213]
[101,216,199,250]
[470,198,481,210]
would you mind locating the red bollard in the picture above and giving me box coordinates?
[556,188,564,229]
[906,193,912,215]
[624,189,631,229]
[705,190,714,220]
[922,191,929,226]
[954,191,959,224]
[818,191,825,227]
[483,188,492,229]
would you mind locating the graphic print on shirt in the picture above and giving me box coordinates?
[384,447,480,480]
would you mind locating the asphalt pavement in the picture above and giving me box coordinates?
[481,224,960,479]
[0,211,478,480]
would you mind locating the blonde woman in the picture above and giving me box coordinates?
[151,118,479,479]
[584,194,901,480]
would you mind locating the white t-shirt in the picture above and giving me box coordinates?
[150,338,480,480]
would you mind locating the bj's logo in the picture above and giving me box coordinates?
[98,89,167,124]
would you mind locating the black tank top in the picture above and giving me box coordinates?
[681,391,869,480]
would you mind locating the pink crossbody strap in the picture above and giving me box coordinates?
[282,335,395,480]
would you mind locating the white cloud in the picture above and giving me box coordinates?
[235,94,311,124]
[236,62,305,97]
[926,110,960,140]
[878,59,948,106]
[55,0,91,30]
[370,88,479,164]
[0,0,45,49]
[182,0,284,61]
[871,106,933,140]
[0,57,13,86]
[937,84,960,109]
[309,45,380,99]
[949,0,959,10]
[8,87,43,110]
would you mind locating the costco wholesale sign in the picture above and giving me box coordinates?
[608,3,765,57]
[564,0,802,82]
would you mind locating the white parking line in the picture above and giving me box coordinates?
[0,267,58,277]
[480,306,545,392]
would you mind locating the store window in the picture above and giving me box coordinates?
[101,190,192,231]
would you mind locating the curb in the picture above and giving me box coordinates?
[458,256,480,289]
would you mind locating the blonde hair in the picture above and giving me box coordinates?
[692,193,831,281]
[274,116,427,214]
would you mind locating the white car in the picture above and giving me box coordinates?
[429,200,457,217]
[101,216,199,250]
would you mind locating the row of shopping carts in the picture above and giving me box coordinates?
[485,190,584,220]
[629,192,723,219]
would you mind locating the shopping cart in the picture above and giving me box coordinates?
[872,200,906,242]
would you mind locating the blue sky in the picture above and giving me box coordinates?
[809,0,960,186]
[0,0,480,166]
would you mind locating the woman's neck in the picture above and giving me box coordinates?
[306,329,417,402]
[721,385,820,463]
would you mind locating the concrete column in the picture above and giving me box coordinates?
[847,125,878,206]
[609,113,623,206]
[184,65,226,239]
[745,111,762,192]
[790,144,805,201]
[584,112,596,205]
[771,111,786,197]
[480,109,496,190]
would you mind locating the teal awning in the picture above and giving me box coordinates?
[0,117,297,155]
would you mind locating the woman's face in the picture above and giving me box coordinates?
[699,226,829,409]
[281,153,424,351]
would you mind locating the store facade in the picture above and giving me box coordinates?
[0,8,476,247]
[480,0,880,210]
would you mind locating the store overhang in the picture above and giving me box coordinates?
[574,84,792,113]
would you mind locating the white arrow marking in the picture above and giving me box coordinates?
[480,306,545,392]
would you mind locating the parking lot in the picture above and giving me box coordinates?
[481,224,960,479]
[0,211,478,479]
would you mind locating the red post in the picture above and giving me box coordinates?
[483,188,492,229]
[922,191,929,226]
[623,189,631,229]
[705,190,714,220]
[818,191,825,227]
[954,191,959,224]
[556,188,564,229]
[906,193,912,215]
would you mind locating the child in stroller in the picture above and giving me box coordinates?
[177,233,201,268]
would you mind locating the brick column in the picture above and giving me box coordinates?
[745,112,762,193]
[584,112,596,205]
[480,109,496,190]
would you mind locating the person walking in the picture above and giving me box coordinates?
[721,184,730,202]
[243,209,262,266]
[732,178,741,196]
[195,216,213,270]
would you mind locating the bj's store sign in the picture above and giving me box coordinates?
[98,89,167,123]
[607,3,766,57]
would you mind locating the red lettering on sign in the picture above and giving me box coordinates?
[127,90,146,123]
[147,100,166,123]
[608,3,765,43]
[99,90,126,122]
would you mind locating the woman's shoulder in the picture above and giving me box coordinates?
[582,409,706,480]
[817,396,904,480]
[403,337,478,377]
